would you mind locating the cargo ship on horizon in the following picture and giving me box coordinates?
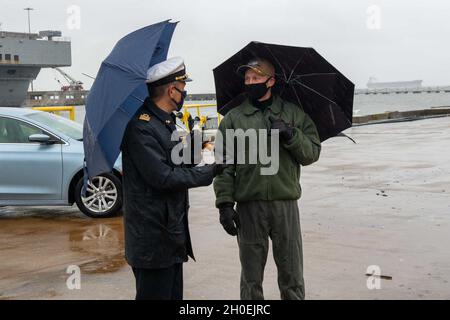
[366,77,423,89]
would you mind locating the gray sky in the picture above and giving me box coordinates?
[2,0,450,93]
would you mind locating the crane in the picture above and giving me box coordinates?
[53,67,84,91]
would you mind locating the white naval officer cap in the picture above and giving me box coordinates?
[146,56,193,87]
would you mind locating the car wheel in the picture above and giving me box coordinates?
[74,173,122,218]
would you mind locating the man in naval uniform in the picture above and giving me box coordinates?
[121,57,224,300]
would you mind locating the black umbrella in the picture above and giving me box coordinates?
[213,41,355,141]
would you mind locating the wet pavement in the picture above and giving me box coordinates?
[1,116,449,299]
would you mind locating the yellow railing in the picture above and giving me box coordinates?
[32,106,76,121]
[31,104,221,129]
[182,103,221,129]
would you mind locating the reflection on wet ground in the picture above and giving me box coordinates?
[0,206,128,299]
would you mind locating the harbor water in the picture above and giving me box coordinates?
[71,91,450,124]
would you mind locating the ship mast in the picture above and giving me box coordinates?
[24,7,34,36]
[24,7,34,91]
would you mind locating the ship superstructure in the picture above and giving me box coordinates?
[0,30,71,107]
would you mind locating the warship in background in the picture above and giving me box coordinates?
[1,25,448,110]
[0,29,71,107]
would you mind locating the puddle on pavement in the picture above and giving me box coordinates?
[0,206,126,275]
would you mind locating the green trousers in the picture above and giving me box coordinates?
[236,200,305,300]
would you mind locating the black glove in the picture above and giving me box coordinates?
[269,115,294,142]
[218,203,240,236]
[211,163,228,177]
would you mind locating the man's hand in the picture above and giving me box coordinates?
[211,163,228,177]
[218,203,240,236]
[269,115,294,142]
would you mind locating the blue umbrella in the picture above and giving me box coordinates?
[83,20,177,179]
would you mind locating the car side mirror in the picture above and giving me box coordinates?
[28,134,56,144]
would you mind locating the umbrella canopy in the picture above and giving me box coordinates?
[213,41,354,141]
[83,20,177,178]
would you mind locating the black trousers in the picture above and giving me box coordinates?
[132,263,183,300]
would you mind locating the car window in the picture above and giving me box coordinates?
[0,117,45,143]
[26,112,83,140]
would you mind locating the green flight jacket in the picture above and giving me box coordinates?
[213,95,321,207]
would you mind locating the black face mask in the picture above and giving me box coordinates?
[245,78,271,100]
[171,87,187,111]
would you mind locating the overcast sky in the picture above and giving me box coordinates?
[2,0,450,93]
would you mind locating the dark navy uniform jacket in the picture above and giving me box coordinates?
[121,98,215,269]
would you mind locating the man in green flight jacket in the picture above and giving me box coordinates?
[214,58,321,300]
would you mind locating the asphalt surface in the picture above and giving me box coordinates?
[1,116,449,299]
